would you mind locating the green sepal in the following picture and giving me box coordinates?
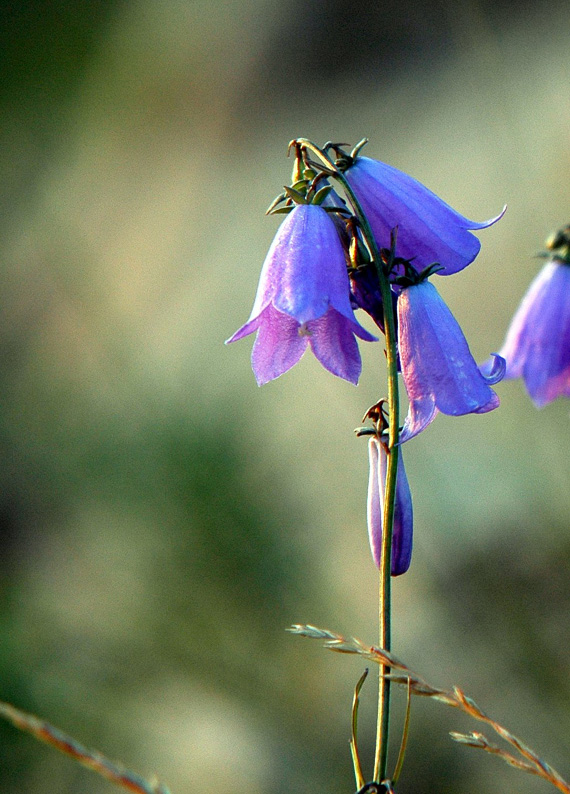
[394,260,443,288]
[322,205,351,215]
[418,262,444,280]
[268,206,295,215]
[283,185,308,204]
[291,179,309,192]
[265,192,287,215]
[312,185,334,205]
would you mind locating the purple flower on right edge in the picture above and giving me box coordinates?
[492,225,570,407]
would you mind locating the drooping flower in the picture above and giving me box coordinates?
[367,437,413,576]
[226,204,377,385]
[344,156,505,276]
[493,257,570,407]
[398,280,505,440]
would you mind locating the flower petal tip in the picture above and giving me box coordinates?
[481,353,506,385]
[474,204,507,230]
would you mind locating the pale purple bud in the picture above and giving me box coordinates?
[367,437,413,576]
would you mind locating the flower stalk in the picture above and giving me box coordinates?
[293,138,401,784]
[232,137,505,790]
[332,154,400,786]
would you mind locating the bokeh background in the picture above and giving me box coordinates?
[1,1,569,793]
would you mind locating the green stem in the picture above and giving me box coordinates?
[330,166,400,784]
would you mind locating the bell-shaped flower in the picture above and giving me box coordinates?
[226,204,377,385]
[398,280,505,440]
[367,437,413,576]
[493,259,570,407]
[344,156,504,276]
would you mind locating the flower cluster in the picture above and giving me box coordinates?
[227,140,505,574]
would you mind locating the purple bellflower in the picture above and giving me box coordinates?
[367,437,413,576]
[345,156,505,276]
[398,280,505,440]
[226,204,377,385]
[493,257,570,407]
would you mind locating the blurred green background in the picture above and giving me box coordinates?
[1,1,569,793]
